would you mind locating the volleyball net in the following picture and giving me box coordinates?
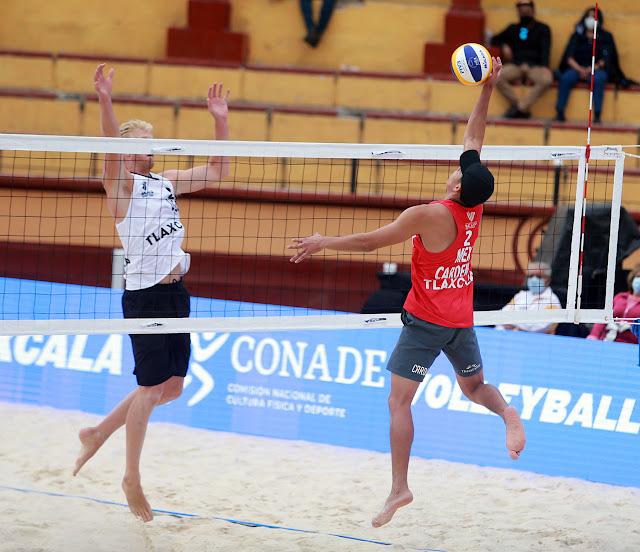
[0,134,627,336]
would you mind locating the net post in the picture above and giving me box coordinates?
[567,152,587,323]
[602,149,625,321]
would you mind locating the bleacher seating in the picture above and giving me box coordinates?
[0,1,637,179]
[242,69,335,108]
[453,120,546,147]
[362,117,453,145]
[56,57,149,96]
[1,0,638,300]
[0,0,186,59]
[3,0,638,75]
[336,75,428,112]
[0,94,81,135]
[149,63,242,99]
[81,99,176,138]
[0,54,55,90]
[270,111,360,143]
[176,104,269,141]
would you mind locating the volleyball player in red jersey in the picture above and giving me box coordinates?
[289,57,525,527]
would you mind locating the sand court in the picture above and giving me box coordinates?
[2,402,640,552]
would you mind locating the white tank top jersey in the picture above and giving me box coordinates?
[115,172,190,290]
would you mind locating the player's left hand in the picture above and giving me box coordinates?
[207,83,229,119]
[486,56,503,87]
[288,233,325,263]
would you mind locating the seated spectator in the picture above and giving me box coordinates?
[497,261,562,333]
[300,0,336,48]
[587,264,640,343]
[490,0,553,119]
[361,263,411,314]
[555,7,612,123]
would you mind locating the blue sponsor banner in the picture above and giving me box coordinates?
[1,279,639,487]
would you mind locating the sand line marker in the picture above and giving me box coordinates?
[0,484,445,551]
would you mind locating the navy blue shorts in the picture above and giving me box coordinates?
[386,309,483,382]
[122,280,191,387]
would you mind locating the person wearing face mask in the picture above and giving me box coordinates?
[587,264,640,344]
[490,1,553,119]
[497,261,562,333]
[555,7,625,123]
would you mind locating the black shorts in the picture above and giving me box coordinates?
[386,309,483,382]
[122,280,191,387]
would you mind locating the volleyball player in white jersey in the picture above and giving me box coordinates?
[73,64,229,522]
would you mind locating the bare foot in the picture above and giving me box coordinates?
[371,489,413,528]
[122,476,153,522]
[503,406,526,460]
[73,427,105,476]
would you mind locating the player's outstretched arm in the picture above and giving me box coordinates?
[288,204,432,263]
[95,64,120,138]
[94,64,131,202]
[165,83,230,195]
[462,56,502,154]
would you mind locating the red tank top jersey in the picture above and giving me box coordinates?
[403,200,483,328]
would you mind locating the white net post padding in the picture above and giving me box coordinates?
[0,134,625,335]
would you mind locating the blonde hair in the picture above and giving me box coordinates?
[119,119,153,137]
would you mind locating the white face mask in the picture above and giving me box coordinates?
[584,16,596,30]
[527,275,546,295]
[632,276,640,295]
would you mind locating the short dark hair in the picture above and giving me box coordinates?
[627,264,640,291]
[459,150,495,207]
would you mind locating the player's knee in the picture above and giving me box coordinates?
[458,376,482,399]
[388,392,412,413]
[164,384,183,402]
[460,385,477,400]
[138,385,164,406]
[165,377,186,401]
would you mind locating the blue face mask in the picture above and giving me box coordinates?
[632,276,640,295]
[527,275,546,295]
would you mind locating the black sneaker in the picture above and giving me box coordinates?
[504,105,520,119]
[514,109,531,119]
[555,111,566,122]
[304,30,320,48]
[594,113,602,124]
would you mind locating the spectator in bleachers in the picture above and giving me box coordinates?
[587,264,640,343]
[300,0,336,47]
[496,261,561,333]
[490,0,553,119]
[555,7,605,123]
[556,7,630,123]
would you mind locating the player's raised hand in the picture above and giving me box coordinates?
[94,63,114,98]
[288,232,325,263]
[486,57,503,87]
[207,83,230,120]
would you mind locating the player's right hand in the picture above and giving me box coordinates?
[288,232,325,263]
[486,57,503,87]
[94,63,114,98]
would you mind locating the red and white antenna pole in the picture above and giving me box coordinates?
[576,2,599,313]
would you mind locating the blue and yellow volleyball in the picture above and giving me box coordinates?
[451,43,492,86]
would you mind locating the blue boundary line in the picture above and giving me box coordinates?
[0,484,445,551]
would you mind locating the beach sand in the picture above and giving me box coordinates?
[1,402,639,552]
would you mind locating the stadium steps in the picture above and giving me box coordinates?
[1,50,639,127]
